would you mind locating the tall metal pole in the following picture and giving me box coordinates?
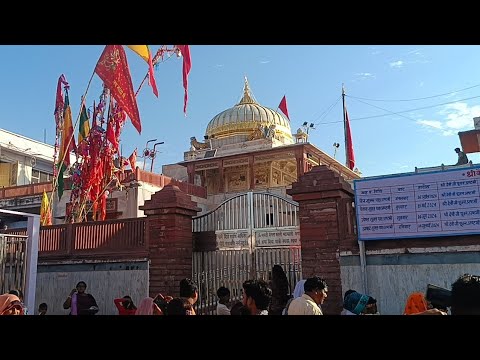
[150,142,164,173]
[143,139,157,171]
[342,84,349,168]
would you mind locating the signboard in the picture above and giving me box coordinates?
[354,165,480,240]
[216,230,250,249]
[255,228,300,247]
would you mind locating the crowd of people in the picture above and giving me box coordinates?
[2,269,480,315]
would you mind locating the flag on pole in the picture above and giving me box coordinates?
[57,90,77,199]
[54,74,69,125]
[345,108,355,170]
[78,101,90,146]
[126,45,159,98]
[175,45,192,115]
[95,45,142,134]
[278,95,290,121]
[40,190,52,226]
[129,148,137,171]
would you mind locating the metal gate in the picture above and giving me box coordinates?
[192,191,302,314]
[0,233,28,295]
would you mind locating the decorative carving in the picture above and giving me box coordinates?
[224,158,249,167]
[254,168,268,187]
[190,136,209,150]
[248,124,278,141]
[195,162,218,171]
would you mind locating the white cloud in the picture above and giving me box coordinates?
[417,102,480,136]
[214,64,224,68]
[259,60,270,64]
[389,60,404,68]
[355,72,376,80]
[419,81,424,87]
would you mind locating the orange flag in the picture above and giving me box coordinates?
[129,148,137,171]
[175,45,192,115]
[95,45,142,134]
[126,45,159,98]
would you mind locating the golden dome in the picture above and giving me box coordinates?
[205,77,294,144]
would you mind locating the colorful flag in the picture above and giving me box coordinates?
[129,148,137,171]
[57,90,77,199]
[175,45,192,115]
[126,45,159,98]
[54,74,69,125]
[95,45,142,134]
[278,95,290,121]
[345,108,355,170]
[78,101,90,145]
[40,190,52,226]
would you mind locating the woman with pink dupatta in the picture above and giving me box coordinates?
[63,281,99,315]
[0,293,24,315]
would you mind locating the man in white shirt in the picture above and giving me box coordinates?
[216,286,231,315]
[287,276,328,315]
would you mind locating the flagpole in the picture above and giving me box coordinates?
[49,70,96,215]
[342,84,349,168]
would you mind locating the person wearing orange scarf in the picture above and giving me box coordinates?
[0,294,24,315]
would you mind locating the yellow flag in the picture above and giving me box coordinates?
[126,45,159,98]
[40,190,52,226]
[126,45,151,63]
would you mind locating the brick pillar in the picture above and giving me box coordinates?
[140,184,200,298]
[287,165,354,315]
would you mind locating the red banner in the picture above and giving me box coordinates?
[95,45,142,134]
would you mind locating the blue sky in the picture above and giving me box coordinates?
[1,45,479,177]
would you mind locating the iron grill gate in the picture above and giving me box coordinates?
[0,234,28,295]
[192,191,302,314]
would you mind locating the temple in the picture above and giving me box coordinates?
[163,77,360,210]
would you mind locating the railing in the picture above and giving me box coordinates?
[0,234,27,294]
[2,218,147,260]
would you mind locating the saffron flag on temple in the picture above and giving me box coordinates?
[278,95,290,121]
[40,190,52,226]
[345,107,355,171]
[175,45,192,115]
[129,148,137,171]
[95,45,142,134]
[126,45,159,98]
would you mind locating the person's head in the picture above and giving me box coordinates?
[166,297,194,315]
[76,281,87,294]
[343,292,370,315]
[0,294,24,315]
[451,273,480,315]
[122,295,136,310]
[455,147,461,153]
[343,289,357,301]
[304,276,328,305]
[38,303,48,315]
[180,278,198,304]
[217,286,230,304]
[404,292,428,315]
[8,289,23,302]
[242,279,272,313]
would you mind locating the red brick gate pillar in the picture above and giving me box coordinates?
[140,184,200,298]
[287,165,355,315]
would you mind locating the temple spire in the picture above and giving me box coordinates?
[238,75,257,105]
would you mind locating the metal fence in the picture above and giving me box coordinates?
[0,234,28,295]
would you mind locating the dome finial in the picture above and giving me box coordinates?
[238,75,257,105]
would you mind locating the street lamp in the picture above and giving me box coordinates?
[142,139,157,171]
[150,142,165,173]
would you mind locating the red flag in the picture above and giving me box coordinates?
[95,45,142,134]
[129,148,137,171]
[175,45,192,115]
[278,95,290,121]
[54,74,69,125]
[345,108,355,170]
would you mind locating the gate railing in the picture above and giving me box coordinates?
[192,191,302,314]
[0,234,28,295]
